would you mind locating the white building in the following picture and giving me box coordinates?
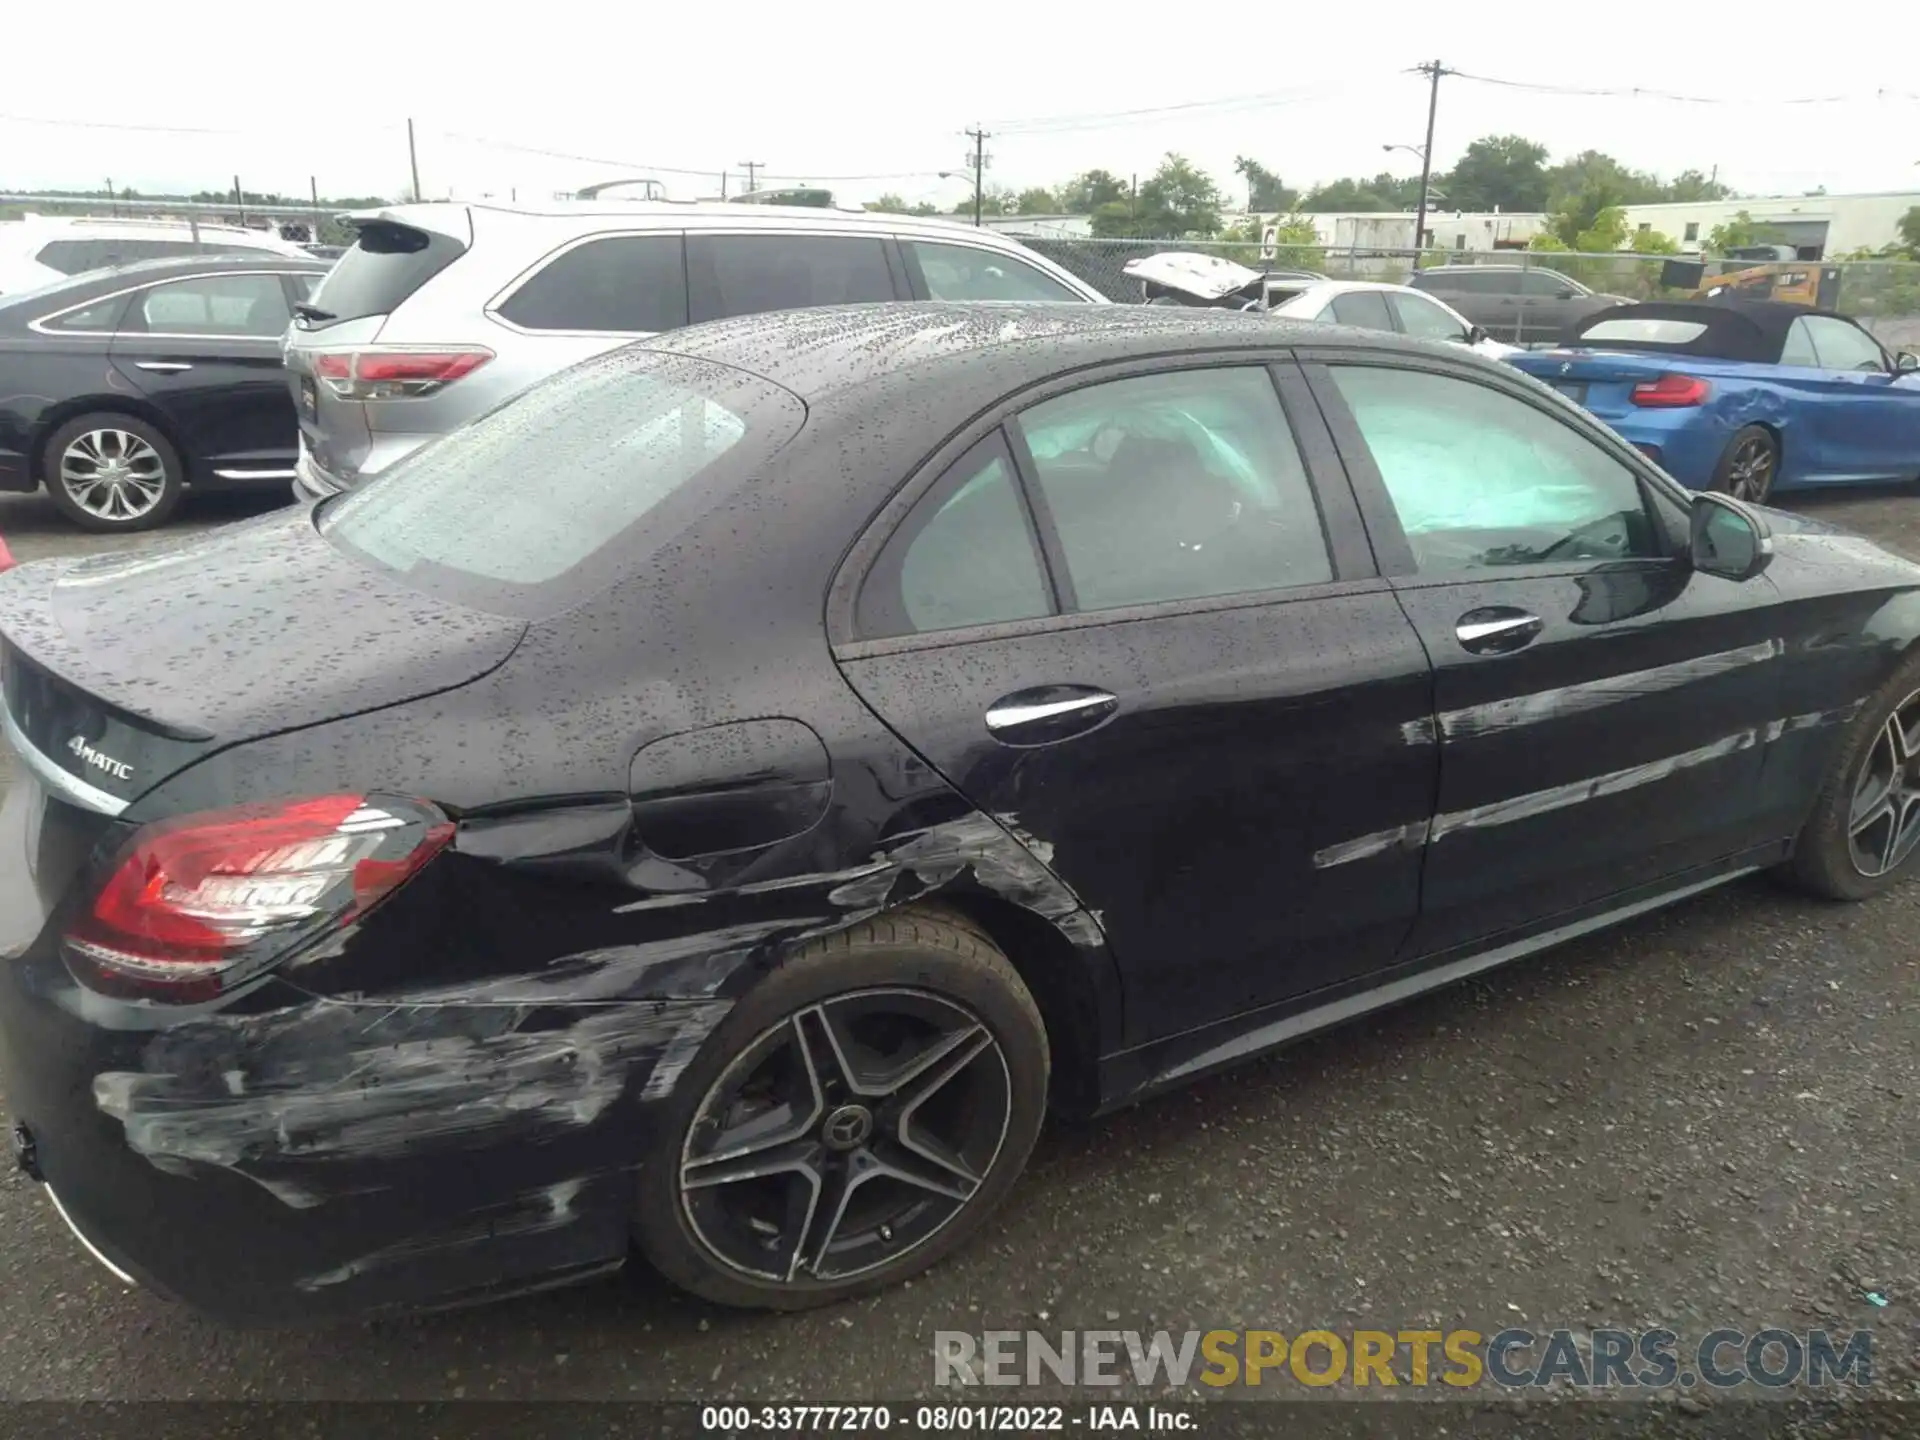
[1615,191,1920,258]
[1236,210,1547,253]
[977,213,1094,239]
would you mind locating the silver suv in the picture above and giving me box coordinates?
[284,201,1107,499]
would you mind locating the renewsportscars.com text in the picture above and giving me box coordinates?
[933,1328,1873,1390]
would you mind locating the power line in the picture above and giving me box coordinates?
[436,131,943,183]
[991,85,1351,135]
[1446,70,1920,105]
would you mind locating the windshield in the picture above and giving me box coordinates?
[320,348,805,618]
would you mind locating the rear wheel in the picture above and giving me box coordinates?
[632,909,1048,1309]
[1711,424,1777,505]
[1788,651,1920,900]
[42,413,184,532]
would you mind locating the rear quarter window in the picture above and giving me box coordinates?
[305,220,466,329]
[319,348,804,618]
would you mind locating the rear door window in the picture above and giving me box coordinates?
[1327,291,1393,331]
[123,273,292,337]
[320,349,805,618]
[1013,366,1332,611]
[495,234,688,333]
[687,234,897,323]
[305,220,466,329]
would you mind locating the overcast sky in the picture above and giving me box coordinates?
[5,4,1918,209]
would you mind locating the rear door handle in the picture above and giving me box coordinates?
[132,361,193,372]
[1456,608,1542,655]
[984,686,1118,745]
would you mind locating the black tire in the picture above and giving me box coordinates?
[1788,649,1920,900]
[632,908,1048,1310]
[42,412,184,532]
[1710,424,1778,506]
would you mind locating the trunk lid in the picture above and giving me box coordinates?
[0,509,524,813]
[1511,347,1704,419]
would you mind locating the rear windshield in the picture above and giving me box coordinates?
[1579,317,1710,346]
[302,220,465,329]
[319,348,805,618]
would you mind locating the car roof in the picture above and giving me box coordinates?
[646,300,1412,406]
[354,199,1053,249]
[1567,298,1841,361]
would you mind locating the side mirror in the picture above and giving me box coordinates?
[1465,324,1488,345]
[1689,492,1773,582]
[1896,350,1920,375]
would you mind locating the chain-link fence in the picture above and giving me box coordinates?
[1,192,355,245]
[1020,236,1920,350]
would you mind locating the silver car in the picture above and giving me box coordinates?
[284,201,1108,499]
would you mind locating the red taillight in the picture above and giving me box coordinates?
[1630,374,1711,408]
[64,793,453,1002]
[311,349,492,401]
[0,532,14,573]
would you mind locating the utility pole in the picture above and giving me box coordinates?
[739,160,763,195]
[1411,60,1453,271]
[310,175,322,245]
[965,126,990,226]
[407,118,422,204]
[105,178,116,217]
[720,171,728,200]
[233,175,247,226]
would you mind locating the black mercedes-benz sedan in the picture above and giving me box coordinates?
[3,303,1920,1323]
[0,253,332,532]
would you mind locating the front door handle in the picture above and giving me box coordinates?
[132,361,193,372]
[984,685,1118,746]
[1456,608,1543,655]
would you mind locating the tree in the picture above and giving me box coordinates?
[1629,226,1681,254]
[1544,150,1667,209]
[1057,169,1129,213]
[1299,177,1390,212]
[949,184,1015,217]
[1663,169,1732,203]
[1704,210,1790,254]
[1894,205,1920,259]
[865,193,909,213]
[1233,157,1297,212]
[1015,187,1058,215]
[1441,134,1550,213]
[1548,178,1631,247]
[1131,153,1223,237]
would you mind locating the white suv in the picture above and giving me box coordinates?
[283,200,1108,499]
[0,214,310,294]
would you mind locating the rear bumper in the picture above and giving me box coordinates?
[0,951,716,1322]
[292,450,347,502]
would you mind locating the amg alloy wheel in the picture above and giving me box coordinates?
[679,989,1011,1285]
[1845,688,1920,879]
[633,909,1048,1309]
[1788,651,1920,900]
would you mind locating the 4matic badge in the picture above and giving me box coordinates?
[67,735,132,781]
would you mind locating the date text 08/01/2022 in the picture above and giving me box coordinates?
[699,1405,1190,1431]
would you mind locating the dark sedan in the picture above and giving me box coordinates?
[0,254,331,531]
[5,304,1920,1323]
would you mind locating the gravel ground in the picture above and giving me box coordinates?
[0,482,1916,1433]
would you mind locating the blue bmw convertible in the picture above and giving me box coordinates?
[1508,299,1920,502]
